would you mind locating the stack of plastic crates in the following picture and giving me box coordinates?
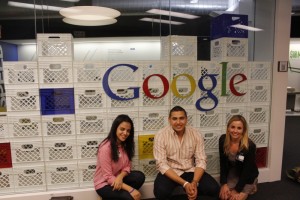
[37,33,79,190]
[247,62,272,168]
[73,61,109,187]
[2,60,46,193]
[210,14,248,61]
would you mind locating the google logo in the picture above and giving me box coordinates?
[102,62,247,111]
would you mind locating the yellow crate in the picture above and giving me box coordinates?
[138,134,155,160]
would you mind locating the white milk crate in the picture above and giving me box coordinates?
[45,161,79,190]
[139,159,157,182]
[139,84,170,107]
[140,61,170,83]
[77,135,102,159]
[224,84,248,104]
[138,109,168,132]
[248,104,270,125]
[201,129,222,150]
[225,62,248,80]
[222,105,248,125]
[78,160,97,188]
[248,82,271,103]
[106,86,139,109]
[11,138,44,163]
[0,116,8,138]
[44,136,77,161]
[5,88,40,114]
[249,62,272,81]
[3,61,38,89]
[75,112,108,135]
[161,35,197,60]
[107,111,139,131]
[249,124,269,147]
[206,150,220,175]
[186,108,197,127]
[13,163,46,192]
[197,107,223,129]
[171,61,197,82]
[131,157,139,171]
[8,115,42,138]
[41,114,76,137]
[105,61,140,83]
[210,38,248,61]
[171,83,198,109]
[38,61,73,88]
[37,33,73,61]
[74,87,107,112]
[0,168,14,194]
[73,61,105,87]
[197,61,223,83]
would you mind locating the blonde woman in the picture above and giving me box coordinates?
[219,115,259,200]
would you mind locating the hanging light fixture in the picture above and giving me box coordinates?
[59,6,120,26]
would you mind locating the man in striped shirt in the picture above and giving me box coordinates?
[153,106,220,200]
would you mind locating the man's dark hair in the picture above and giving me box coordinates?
[169,106,187,118]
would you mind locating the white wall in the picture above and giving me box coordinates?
[15,37,161,61]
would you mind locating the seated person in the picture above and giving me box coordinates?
[94,114,145,200]
[219,115,259,200]
[153,106,220,200]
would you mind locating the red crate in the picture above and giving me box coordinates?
[0,143,12,168]
[256,147,268,168]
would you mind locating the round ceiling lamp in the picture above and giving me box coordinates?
[59,6,121,21]
[62,18,117,26]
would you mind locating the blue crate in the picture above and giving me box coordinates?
[40,88,75,115]
[211,14,248,40]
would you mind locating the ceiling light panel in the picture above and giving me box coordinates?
[146,9,199,19]
[8,1,62,11]
[140,17,184,25]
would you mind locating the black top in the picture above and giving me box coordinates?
[219,134,259,192]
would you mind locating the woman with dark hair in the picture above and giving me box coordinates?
[94,114,145,200]
[219,115,259,200]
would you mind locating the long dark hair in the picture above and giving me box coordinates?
[101,114,135,162]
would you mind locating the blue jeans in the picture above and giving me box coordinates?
[96,170,145,200]
[154,172,220,200]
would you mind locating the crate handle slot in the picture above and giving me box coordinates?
[230,108,240,114]
[19,118,32,125]
[231,40,241,46]
[88,165,96,170]
[52,117,65,123]
[21,144,34,149]
[86,141,98,146]
[204,132,214,139]
[148,113,159,118]
[253,107,263,113]
[13,64,28,71]
[24,169,36,174]
[84,63,95,69]
[84,90,96,96]
[49,64,62,70]
[54,142,67,148]
[85,116,98,121]
[255,85,264,91]
[48,36,61,39]
[16,91,29,98]
[214,41,220,46]
[178,63,189,68]
[117,89,128,94]
[253,129,262,134]
[56,167,68,172]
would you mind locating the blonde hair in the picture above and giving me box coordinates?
[224,115,249,155]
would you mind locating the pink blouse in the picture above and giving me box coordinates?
[94,140,131,190]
